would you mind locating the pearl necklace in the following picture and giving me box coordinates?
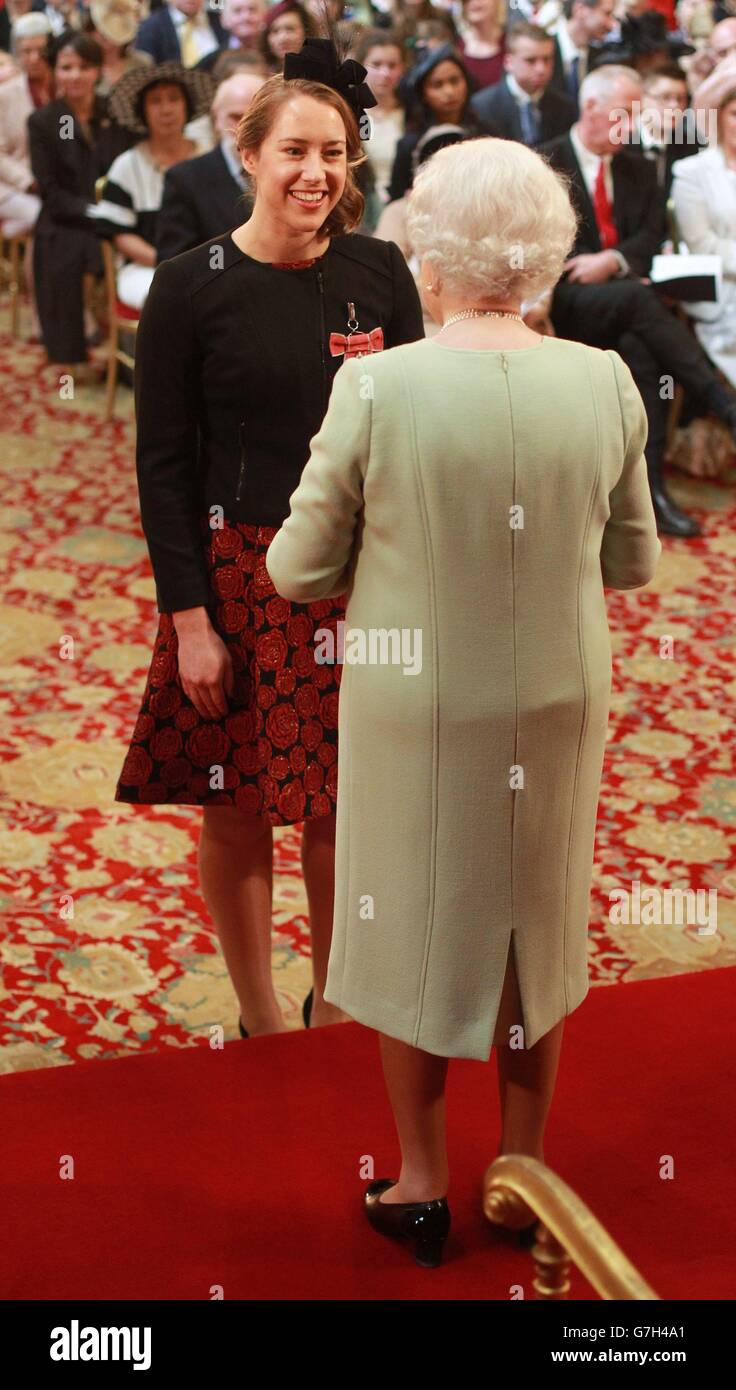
[442,308,523,326]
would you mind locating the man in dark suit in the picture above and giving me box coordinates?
[636,63,706,199]
[135,0,224,67]
[156,70,262,260]
[547,0,617,112]
[541,63,736,538]
[471,23,576,147]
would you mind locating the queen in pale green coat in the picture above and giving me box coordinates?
[266,137,661,1266]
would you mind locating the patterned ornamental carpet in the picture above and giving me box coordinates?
[1,329,735,1074]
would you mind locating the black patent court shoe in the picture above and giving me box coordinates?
[238,1018,249,1039]
[302,988,313,1028]
[364,1178,451,1268]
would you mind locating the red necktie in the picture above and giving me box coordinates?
[593,159,618,250]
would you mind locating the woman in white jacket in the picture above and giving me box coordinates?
[672,85,736,388]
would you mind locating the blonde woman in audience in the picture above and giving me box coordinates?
[457,0,506,90]
[85,0,152,95]
[672,84,736,389]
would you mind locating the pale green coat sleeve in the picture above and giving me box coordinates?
[600,350,662,590]
[265,356,371,602]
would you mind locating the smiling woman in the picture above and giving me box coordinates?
[114,37,425,1052]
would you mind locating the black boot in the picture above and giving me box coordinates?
[647,456,702,538]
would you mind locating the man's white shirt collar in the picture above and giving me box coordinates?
[570,123,613,201]
[505,72,540,106]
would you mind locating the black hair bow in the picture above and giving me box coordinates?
[283,37,377,136]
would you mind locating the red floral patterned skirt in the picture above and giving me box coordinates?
[114,518,345,823]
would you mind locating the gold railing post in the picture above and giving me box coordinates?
[483,1154,660,1300]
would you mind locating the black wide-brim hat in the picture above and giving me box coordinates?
[108,61,215,135]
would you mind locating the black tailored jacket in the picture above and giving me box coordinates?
[28,96,132,236]
[134,231,425,614]
[540,133,665,278]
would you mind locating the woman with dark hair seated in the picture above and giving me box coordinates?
[27,28,132,370]
[386,41,483,201]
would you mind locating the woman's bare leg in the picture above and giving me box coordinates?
[493,937,565,1163]
[373,939,564,1211]
[300,813,350,1027]
[492,937,565,1223]
[198,806,287,1036]
[375,1034,450,1204]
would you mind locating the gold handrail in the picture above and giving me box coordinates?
[483,1155,661,1300]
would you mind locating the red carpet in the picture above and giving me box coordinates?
[3,965,734,1301]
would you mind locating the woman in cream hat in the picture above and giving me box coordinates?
[85,0,153,94]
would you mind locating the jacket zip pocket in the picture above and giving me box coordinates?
[235,420,246,503]
[316,268,327,413]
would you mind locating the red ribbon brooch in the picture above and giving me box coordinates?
[329,302,384,359]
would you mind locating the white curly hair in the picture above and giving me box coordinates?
[405,136,579,303]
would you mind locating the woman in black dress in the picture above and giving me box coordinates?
[28,29,132,369]
[115,35,425,1039]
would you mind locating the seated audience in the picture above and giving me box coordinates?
[0,13,52,238]
[34,0,77,40]
[186,46,269,147]
[155,69,263,260]
[547,0,617,108]
[456,0,506,90]
[135,0,224,67]
[28,28,132,369]
[592,8,695,75]
[692,16,736,111]
[672,83,736,389]
[637,61,705,195]
[195,0,267,73]
[387,41,483,200]
[97,62,211,310]
[541,63,736,538]
[471,21,576,143]
[387,1,459,55]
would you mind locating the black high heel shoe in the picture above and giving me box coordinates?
[364,1178,451,1268]
[302,988,313,1028]
[238,1018,249,1039]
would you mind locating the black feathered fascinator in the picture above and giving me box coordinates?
[283,36,377,139]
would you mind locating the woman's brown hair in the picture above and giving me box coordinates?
[234,74,367,237]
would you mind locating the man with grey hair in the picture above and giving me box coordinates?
[541,63,736,537]
[0,13,53,238]
[195,0,267,74]
[156,70,263,260]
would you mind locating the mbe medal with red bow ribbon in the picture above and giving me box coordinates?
[330,301,384,359]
